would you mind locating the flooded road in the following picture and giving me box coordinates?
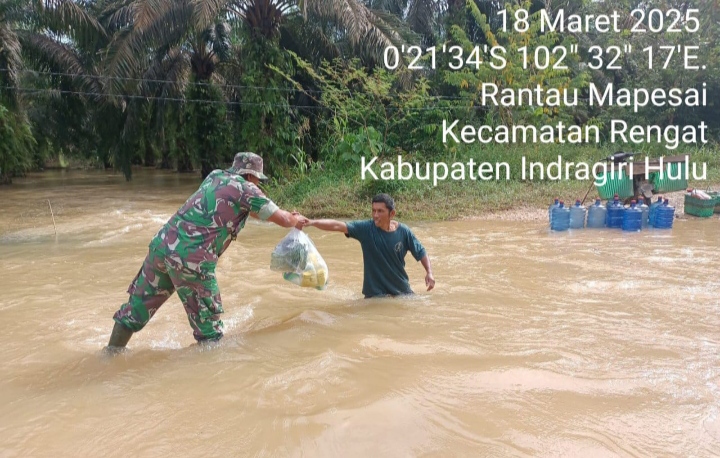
[1,169,719,457]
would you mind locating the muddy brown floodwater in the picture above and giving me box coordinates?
[1,169,719,457]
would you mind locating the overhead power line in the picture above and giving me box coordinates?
[0,68,467,100]
[1,85,483,111]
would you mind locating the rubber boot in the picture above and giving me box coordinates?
[198,334,223,347]
[104,321,133,354]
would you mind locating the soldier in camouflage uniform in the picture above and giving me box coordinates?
[105,152,308,352]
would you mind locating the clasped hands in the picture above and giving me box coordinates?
[291,211,310,230]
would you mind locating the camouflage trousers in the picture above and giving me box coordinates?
[113,248,224,342]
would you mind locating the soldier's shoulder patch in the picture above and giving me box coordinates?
[248,196,270,213]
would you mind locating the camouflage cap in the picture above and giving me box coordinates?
[228,152,268,181]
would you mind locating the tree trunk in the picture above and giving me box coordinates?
[201,162,214,179]
[176,146,194,173]
[176,134,193,172]
[160,137,172,169]
[144,138,156,167]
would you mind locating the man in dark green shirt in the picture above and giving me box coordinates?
[303,193,434,298]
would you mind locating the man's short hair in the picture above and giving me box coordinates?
[372,193,395,212]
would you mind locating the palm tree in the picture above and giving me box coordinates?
[99,0,238,178]
[235,0,412,57]
[0,0,25,109]
[0,0,107,182]
[364,0,444,46]
[98,0,415,179]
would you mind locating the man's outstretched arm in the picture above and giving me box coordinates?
[305,219,348,234]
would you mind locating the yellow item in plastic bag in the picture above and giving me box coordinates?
[272,229,329,290]
[316,269,326,287]
[301,271,315,287]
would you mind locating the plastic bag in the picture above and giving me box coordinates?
[270,228,329,290]
[687,188,712,200]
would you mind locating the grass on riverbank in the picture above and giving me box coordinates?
[267,144,720,221]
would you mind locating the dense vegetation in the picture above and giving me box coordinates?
[1,0,718,216]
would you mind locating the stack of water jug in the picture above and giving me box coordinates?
[549,194,675,231]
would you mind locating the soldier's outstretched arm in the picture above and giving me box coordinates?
[259,208,308,228]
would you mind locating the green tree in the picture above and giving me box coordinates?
[0,104,35,184]
[444,0,590,127]
[0,0,107,177]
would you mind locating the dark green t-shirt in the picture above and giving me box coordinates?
[345,220,427,298]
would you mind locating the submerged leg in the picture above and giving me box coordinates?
[104,321,134,354]
[169,264,224,343]
[176,285,224,342]
[107,249,175,351]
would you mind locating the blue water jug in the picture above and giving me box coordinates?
[586,198,606,228]
[654,199,675,229]
[636,198,649,228]
[569,200,586,229]
[606,194,624,229]
[622,200,642,232]
[548,197,560,226]
[648,196,664,227]
[605,194,619,223]
[551,201,570,231]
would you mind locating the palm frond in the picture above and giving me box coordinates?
[0,0,28,20]
[190,0,228,32]
[406,0,441,41]
[365,0,405,17]
[304,0,405,56]
[163,50,191,97]
[280,13,340,64]
[104,0,194,93]
[98,0,137,32]
[140,46,190,98]
[0,22,23,88]
[103,27,140,88]
[209,71,231,100]
[369,8,417,45]
[36,0,109,46]
[18,30,103,96]
[235,0,293,39]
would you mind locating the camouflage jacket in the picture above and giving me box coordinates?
[148,169,278,272]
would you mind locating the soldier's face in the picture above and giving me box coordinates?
[245,174,260,185]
